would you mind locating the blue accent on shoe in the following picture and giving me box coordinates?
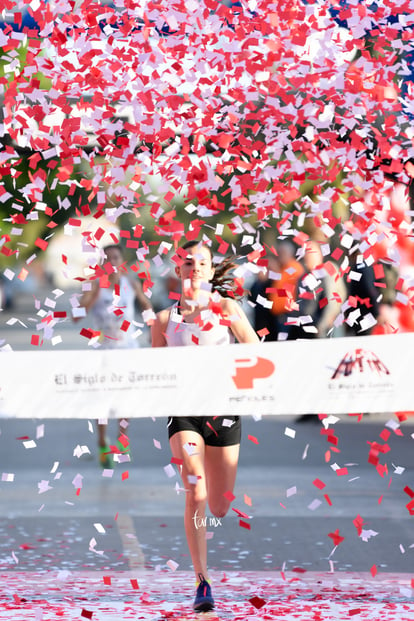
[193,574,214,612]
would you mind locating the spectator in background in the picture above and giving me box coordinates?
[74,244,152,467]
[267,239,304,340]
[287,240,346,423]
[288,241,346,340]
[370,263,400,334]
[344,251,380,335]
[248,253,280,340]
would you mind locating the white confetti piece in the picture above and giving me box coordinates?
[360,529,379,542]
[183,442,197,456]
[308,499,322,511]
[23,440,37,449]
[73,445,91,458]
[153,438,162,450]
[175,482,187,494]
[392,463,405,475]
[286,487,297,498]
[164,464,176,478]
[2,473,14,482]
[72,473,83,488]
[94,523,106,534]
[285,427,296,439]
[3,268,15,281]
[166,559,179,571]
[302,444,309,460]
[38,480,53,494]
[322,416,340,429]
[386,420,401,431]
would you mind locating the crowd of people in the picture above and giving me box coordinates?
[248,238,400,342]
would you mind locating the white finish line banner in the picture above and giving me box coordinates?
[0,334,413,418]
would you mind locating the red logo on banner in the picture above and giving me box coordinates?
[232,357,275,389]
[331,349,390,380]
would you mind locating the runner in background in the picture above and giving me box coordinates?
[74,244,152,467]
[151,240,258,612]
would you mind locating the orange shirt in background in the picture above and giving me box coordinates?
[268,259,304,315]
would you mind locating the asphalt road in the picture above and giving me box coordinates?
[0,415,413,576]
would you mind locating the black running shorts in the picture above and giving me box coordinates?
[167,416,241,447]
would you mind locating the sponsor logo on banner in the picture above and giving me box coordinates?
[53,370,178,394]
[229,357,276,408]
[328,348,393,395]
[232,357,275,389]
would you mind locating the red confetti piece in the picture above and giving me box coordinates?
[406,499,414,515]
[353,515,365,536]
[313,479,326,490]
[239,520,251,530]
[103,576,111,586]
[247,435,259,445]
[328,529,345,546]
[336,468,348,476]
[248,596,266,609]
[404,486,414,498]
[374,264,385,279]
[34,237,48,251]
[80,328,94,339]
[81,610,93,619]
[122,471,129,481]
[330,248,343,261]
[232,507,250,519]
[223,490,235,502]
[130,579,139,590]
[371,565,378,578]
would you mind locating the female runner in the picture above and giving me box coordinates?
[151,240,259,612]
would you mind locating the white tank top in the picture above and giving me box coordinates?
[165,303,234,347]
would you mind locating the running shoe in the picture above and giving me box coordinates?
[193,574,214,612]
[99,445,113,469]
